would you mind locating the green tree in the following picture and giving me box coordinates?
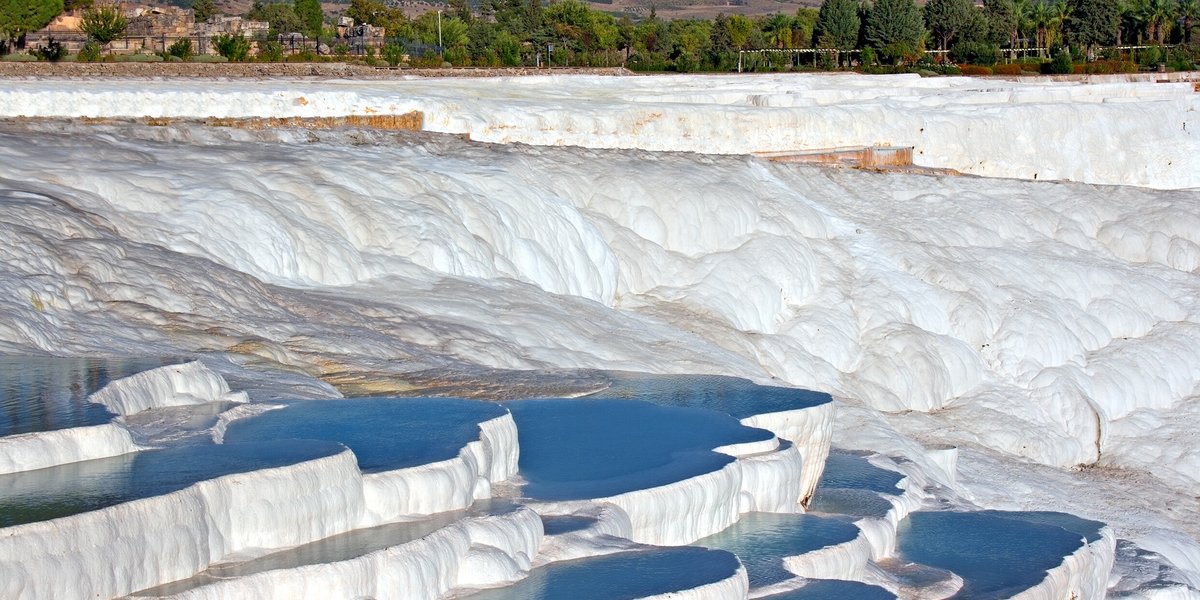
[794,7,818,46]
[192,0,215,22]
[1140,0,1176,43]
[761,13,794,48]
[167,36,193,59]
[1029,0,1051,53]
[865,0,925,62]
[345,0,406,33]
[294,0,323,37]
[925,0,978,50]
[212,32,250,60]
[249,1,303,36]
[81,4,127,45]
[984,0,1018,46]
[1180,0,1198,42]
[1069,0,1119,59]
[815,0,860,65]
[0,0,64,51]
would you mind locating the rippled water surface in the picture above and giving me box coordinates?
[897,510,1095,599]
[460,547,742,600]
[695,512,861,586]
[222,398,507,472]
[505,398,773,500]
[0,356,179,436]
[0,439,344,527]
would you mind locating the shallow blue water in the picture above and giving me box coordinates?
[896,510,1090,599]
[541,514,597,535]
[0,356,180,436]
[759,579,897,600]
[808,488,895,518]
[459,547,742,600]
[818,452,904,495]
[505,398,774,500]
[590,372,831,419]
[0,439,344,527]
[695,512,861,587]
[222,398,507,473]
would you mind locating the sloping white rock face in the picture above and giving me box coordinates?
[0,423,139,475]
[1012,526,1117,600]
[641,565,749,600]
[0,450,365,600]
[0,75,1196,188]
[150,507,544,600]
[89,361,246,415]
[362,413,520,523]
[0,71,1197,595]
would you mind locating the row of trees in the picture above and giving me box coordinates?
[4,0,1198,69]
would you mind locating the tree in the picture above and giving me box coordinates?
[983,0,1018,46]
[1069,0,1119,60]
[1,0,64,51]
[814,0,860,65]
[794,7,818,46]
[192,0,215,23]
[1141,0,1176,43]
[865,0,925,62]
[761,13,793,48]
[81,4,127,46]
[249,1,303,36]
[1029,0,1051,53]
[1180,0,1198,42]
[212,32,250,60]
[294,0,323,38]
[925,0,978,50]
[344,0,406,34]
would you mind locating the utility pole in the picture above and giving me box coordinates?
[437,9,442,59]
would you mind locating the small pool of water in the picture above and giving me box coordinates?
[896,510,1093,599]
[221,398,508,473]
[0,439,344,528]
[459,547,742,600]
[758,579,897,600]
[808,488,895,518]
[0,356,180,436]
[589,373,831,419]
[817,452,904,495]
[505,398,774,501]
[695,512,861,587]
[541,514,598,535]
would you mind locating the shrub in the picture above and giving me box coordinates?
[115,52,163,62]
[258,40,284,62]
[189,53,229,63]
[167,38,193,61]
[1138,46,1162,69]
[992,63,1022,75]
[81,5,127,45]
[212,33,250,62]
[1168,44,1198,71]
[949,41,998,66]
[36,38,68,62]
[333,42,349,58]
[1082,60,1136,74]
[77,41,104,62]
[959,64,993,75]
[860,47,877,67]
[1047,48,1073,74]
[381,42,405,67]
